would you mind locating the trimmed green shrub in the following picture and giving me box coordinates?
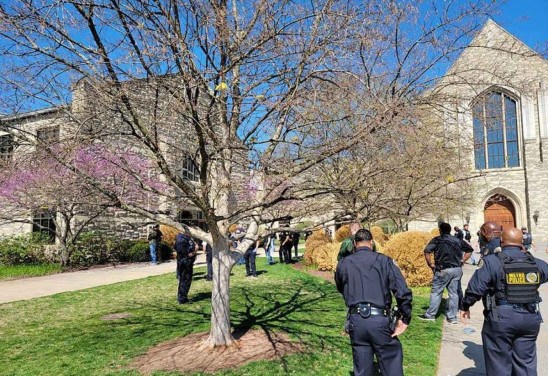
[0,233,50,265]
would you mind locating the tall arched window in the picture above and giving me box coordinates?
[473,91,519,169]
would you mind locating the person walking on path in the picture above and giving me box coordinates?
[418,222,472,324]
[148,224,163,265]
[335,228,412,376]
[175,226,196,304]
[460,227,548,375]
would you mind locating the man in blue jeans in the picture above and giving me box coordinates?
[419,222,473,324]
[148,224,163,264]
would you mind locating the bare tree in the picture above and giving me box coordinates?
[0,0,501,347]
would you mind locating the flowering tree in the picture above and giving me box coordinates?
[0,0,502,347]
[0,144,163,265]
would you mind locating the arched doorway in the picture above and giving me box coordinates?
[484,194,516,230]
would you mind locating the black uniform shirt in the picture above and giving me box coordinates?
[462,246,548,311]
[482,237,501,256]
[424,234,473,270]
[335,246,413,324]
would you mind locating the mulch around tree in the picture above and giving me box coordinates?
[292,262,335,283]
[132,329,301,374]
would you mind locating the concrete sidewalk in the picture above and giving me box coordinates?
[0,253,206,304]
[437,250,548,376]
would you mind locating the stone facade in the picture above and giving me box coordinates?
[409,20,548,242]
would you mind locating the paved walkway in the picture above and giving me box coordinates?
[437,248,548,376]
[0,245,305,304]
[0,254,205,304]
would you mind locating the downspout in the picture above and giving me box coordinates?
[519,95,532,230]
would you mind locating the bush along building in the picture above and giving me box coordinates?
[409,19,548,241]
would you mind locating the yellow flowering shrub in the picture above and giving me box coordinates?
[430,228,440,237]
[370,226,389,245]
[335,225,351,242]
[160,225,180,246]
[304,230,332,265]
[314,242,342,271]
[382,231,434,287]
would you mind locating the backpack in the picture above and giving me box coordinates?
[175,233,195,258]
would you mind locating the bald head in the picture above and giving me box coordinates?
[480,221,501,242]
[501,227,524,248]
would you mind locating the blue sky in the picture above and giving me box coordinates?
[495,0,548,53]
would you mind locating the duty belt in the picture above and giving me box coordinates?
[349,303,388,316]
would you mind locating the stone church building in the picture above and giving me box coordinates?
[410,19,548,242]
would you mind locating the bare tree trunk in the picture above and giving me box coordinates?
[207,240,238,346]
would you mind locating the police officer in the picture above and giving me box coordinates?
[204,241,213,281]
[460,227,548,375]
[175,226,196,304]
[335,229,413,376]
[479,221,501,256]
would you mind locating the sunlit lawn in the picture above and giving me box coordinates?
[0,263,442,375]
[0,263,61,280]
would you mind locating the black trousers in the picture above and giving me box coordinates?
[348,314,403,376]
[279,246,284,263]
[481,306,541,376]
[206,251,213,280]
[244,249,257,276]
[177,258,194,302]
[283,246,292,263]
[293,243,299,258]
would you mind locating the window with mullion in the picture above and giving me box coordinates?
[472,91,520,170]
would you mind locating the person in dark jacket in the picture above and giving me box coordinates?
[479,221,501,257]
[244,239,258,277]
[292,232,300,259]
[204,241,213,281]
[175,226,196,304]
[335,229,412,376]
[418,222,473,323]
[148,224,163,264]
[460,227,548,376]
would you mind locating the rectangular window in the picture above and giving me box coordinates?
[32,209,56,243]
[504,96,519,167]
[472,103,486,169]
[36,126,60,146]
[181,155,199,182]
[0,134,14,162]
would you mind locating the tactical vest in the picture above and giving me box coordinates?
[496,252,540,304]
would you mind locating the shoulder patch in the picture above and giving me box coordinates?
[477,259,484,269]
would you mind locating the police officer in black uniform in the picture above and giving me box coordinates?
[175,226,196,304]
[479,221,501,257]
[460,227,548,375]
[335,229,413,376]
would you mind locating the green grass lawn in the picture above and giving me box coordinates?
[0,263,61,280]
[0,264,442,376]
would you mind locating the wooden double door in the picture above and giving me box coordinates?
[484,195,516,230]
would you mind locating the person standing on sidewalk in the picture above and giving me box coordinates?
[418,222,472,324]
[264,233,275,265]
[148,224,163,265]
[460,227,548,376]
[335,229,412,376]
